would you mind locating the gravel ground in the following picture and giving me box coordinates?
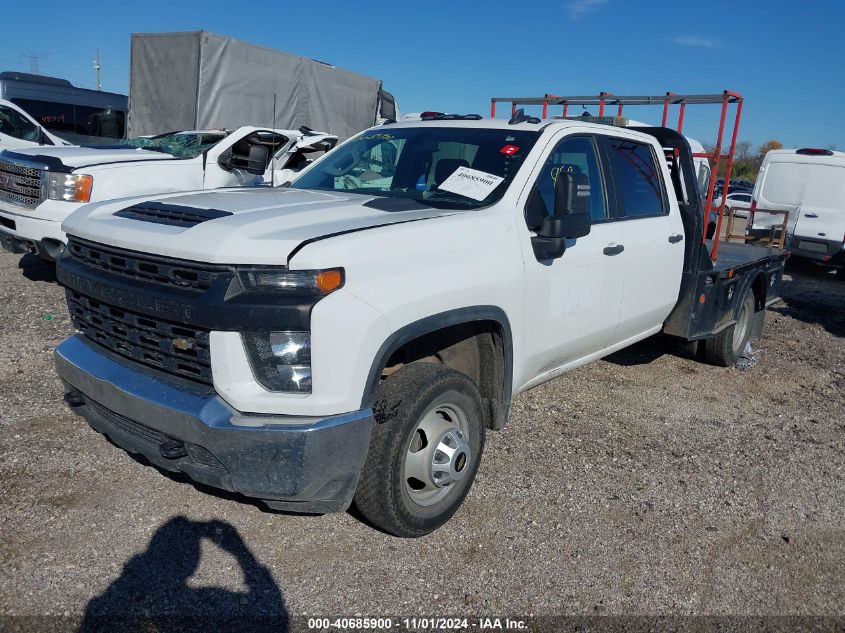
[0,250,843,629]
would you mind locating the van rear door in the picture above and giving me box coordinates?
[791,163,845,252]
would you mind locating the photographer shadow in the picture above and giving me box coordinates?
[79,516,288,633]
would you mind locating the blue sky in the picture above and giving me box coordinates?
[2,0,843,149]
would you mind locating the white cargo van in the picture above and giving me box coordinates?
[750,148,845,271]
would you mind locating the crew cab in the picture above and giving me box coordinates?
[0,125,336,261]
[52,98,786,537]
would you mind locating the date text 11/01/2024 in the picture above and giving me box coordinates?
[306,617,528,630]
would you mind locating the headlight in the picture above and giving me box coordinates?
[46,173,93,202]
[236,268,343,295]
[243,331,312,392]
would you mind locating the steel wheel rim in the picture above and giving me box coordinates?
[732,297,751,351]
[403,401,472,508]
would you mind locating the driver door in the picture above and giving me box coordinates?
[518,132,625,386]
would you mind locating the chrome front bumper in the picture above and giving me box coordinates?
[54,335,374,513]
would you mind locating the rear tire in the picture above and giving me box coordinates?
[703,290,755,366]
[353,363,486,538]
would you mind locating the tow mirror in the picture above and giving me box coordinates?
[531,171,592,260]
[217,151,233,170]
[245,145,269,175]
[217,145,270,174]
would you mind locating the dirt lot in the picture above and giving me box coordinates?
[0,250,843,629]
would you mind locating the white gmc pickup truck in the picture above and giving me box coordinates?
[0,126,336,260]
[53,107,786,537]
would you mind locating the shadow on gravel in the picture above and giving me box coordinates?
[18,253,58,284]
[772,263,845,338]
[602,338,667,366]
[78,516,288,633]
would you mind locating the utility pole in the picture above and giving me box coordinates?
[93,48,102,91]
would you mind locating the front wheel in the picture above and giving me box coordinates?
[703,290,755,366]
[353,363,486,537]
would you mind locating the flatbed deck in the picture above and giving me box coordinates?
[705,240,785,273]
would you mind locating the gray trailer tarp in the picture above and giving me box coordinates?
[129,31,383,140]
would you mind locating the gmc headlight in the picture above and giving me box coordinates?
[236,268,344,295]
[46,173,93,202]
[243,331,312,392]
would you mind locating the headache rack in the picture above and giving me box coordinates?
[490,91,748,262]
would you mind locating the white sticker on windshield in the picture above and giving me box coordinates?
[438,166,505,201]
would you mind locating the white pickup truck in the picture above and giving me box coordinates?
[0,126,336,260]
[53,100,786,537]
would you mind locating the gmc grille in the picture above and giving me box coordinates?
[67,289,212,384]
[0,159,44,208]
[66,237,232,291]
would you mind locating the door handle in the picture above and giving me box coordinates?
[603,244,624,256]
[804,213,818,218]
[668,234,684,243]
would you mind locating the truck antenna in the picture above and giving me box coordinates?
[270,93,277,187]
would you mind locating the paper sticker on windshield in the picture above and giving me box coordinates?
[438,167,504,201]
[500,144,520,155]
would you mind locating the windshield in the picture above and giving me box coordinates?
[119,132,227,158]
[290,126,541,209]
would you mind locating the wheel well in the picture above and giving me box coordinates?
[750,271,768,311]
[379,320,509,430]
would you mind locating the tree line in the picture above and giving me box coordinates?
[704,140,784,182]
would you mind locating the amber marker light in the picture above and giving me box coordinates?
[316,269,344,294]
[73,175,94,202]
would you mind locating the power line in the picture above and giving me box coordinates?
[20,51,49,74]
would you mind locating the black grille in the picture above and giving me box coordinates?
[67,290,212,384]
[85,397,226,472]
[114,201,232,228]
[66,237,232,291]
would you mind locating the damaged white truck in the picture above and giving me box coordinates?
[53,93,786,537]
[0,126,336,260]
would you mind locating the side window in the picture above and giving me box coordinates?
[524,135,607,230]
[602,138,668,218]
[0,105,40,141]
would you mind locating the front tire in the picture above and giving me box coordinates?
[353,363,486,537]
[703,290,755,366]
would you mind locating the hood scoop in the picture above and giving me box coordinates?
[114,202,232,228]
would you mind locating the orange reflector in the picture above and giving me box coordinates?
[315,269,343,294]
[727,270,734,278]
[74,175,94,202]
[699,293,706,304]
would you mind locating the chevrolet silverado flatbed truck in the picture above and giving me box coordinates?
[53,94,786,536]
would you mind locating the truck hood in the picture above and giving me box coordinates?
[62,187,458,265]
[2,145,179,170]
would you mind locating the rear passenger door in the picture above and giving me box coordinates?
[598,134,685,343]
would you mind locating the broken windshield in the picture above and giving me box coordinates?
[290,126,541,210]
[120,131,228,158]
